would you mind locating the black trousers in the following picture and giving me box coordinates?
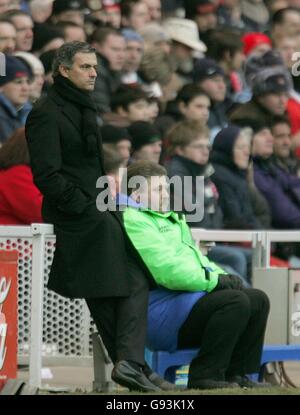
[86,255,149,366]
[177,288,270,385]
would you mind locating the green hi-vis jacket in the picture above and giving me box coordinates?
[123,207,226,293]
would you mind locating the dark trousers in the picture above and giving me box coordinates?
[86,255,149,366]
[177,288,270,385]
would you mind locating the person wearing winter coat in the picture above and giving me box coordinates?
[120,160,270,390]
[0,127,42,224]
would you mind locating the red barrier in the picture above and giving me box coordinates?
[0,251,19,391]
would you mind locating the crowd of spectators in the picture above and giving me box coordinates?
[2,0,300,279]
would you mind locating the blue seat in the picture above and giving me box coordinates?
[145,345,300,383]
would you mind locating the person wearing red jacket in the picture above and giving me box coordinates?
[0,127,43,225]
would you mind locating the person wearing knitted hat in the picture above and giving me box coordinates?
[0,55,31,144]
[242,32,272,57]
[128,121,162,163]
[121,28,144,85]
[102,0,122,28]
[51,0,86,26]
[14,52,45,103]
[101,124,132,166]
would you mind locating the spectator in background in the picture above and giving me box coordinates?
[55,21,87,43]
[242,32,272,58]
[142,0,162,22]
[272,35,297,71]
[121,28,144,86]
[90,27,125,114]
[51,0,86,27]
[156,83,210,136]
[101,124,132,167]
[107,85,149,126]
[14,52,45,103]
[184,0,218,44]
[139,22,171,54]
[102,0,122,28]
[128,121,162,163]
[211,125,265,230]
[39,49,56,92]
[3,10,34,52]
[230,68,290,131]
[0,19,16,54]
[0,56,30,144]
[271,7,300,41]
[271,115,300,176]
[0,127,42,224]
[121,0,150,31]
[29,0,54,24]
[217,0,245,29]
[252,123,300,228]
[193,58,229,140]
[205,28,246,100]
[162,18,207,83]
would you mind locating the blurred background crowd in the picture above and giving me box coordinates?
[2,0,300,284]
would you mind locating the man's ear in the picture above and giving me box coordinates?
[59,64,70,78]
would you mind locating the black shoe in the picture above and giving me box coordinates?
[227,375,273,389]
[146,371,181,391]
[112,360,161,392]
[188,379,239,390]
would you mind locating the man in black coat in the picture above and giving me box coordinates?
[25,41,162,392]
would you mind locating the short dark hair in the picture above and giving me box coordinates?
[176,83,210,105]
[124,161,167,195]
[270,115,291,129]
[0,127,30,169]
[52,41,96,77]
[271,7,300,25]
[2,9,32,21]
[55,20,83,33]
[111,85,148,111]
[121,0,142,19]
[206,29,244,61]
[89,27,122,45]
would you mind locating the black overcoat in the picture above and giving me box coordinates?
[25,88,131,299]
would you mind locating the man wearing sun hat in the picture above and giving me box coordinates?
[0,55,31,143]
[162,17,207,82]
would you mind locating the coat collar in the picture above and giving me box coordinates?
[48,87,82,133]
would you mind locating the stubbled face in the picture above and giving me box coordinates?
[11,15,34,52]
[252,128,274,158]
[60,52,98,91]
[272,122,292,159]
[96,34,126,71]
[0,76,30,107]
[199,75,226,103]
[233,133,251,170]
[257,92,288,116]
[179,95,210,123]
[0,22,16,53]
[176,136,210,165]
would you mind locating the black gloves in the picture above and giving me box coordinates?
[214,274,244,291]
